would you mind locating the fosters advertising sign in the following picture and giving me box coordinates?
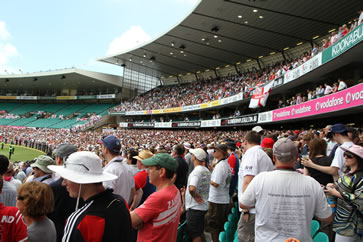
[272,84,363,121]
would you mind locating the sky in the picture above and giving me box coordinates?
[0,0,199,76]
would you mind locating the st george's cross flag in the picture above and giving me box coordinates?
[249,81,274,108]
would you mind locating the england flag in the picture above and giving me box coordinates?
[249,81,274,108]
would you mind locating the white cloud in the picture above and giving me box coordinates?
[0,21,10,40]
[0,21,19,74]
[0,43,17,63]
[106,26,151,56]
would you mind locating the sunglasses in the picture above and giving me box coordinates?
[343,153,354,159]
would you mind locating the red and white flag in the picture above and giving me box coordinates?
[249,81,274,108]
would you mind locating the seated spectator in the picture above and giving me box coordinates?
[16,182,56,242]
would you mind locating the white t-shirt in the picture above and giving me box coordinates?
[208,159,232,204]
[324,85,332,95]
[331,141,353,176]
[240,170,332,242]
[127,164,140,176]
[326,140,337,156]
[338,81,347,91]
[103,156,135,202]
[185,165,211,211]
[238,145,274,213]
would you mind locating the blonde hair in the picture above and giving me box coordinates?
[18,182,54,218]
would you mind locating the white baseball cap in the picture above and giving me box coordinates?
[184,142,192,150]
[189,148,207,161]
[48,151,117,184]
[252,126,264,133]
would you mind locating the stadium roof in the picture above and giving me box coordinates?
[99,0,361,81]
[0,68,123,90]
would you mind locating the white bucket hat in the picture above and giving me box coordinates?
[48,151,117,184]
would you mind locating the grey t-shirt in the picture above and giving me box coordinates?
[28,217,56,242]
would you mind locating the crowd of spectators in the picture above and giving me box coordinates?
[279,78,349,108]
[113,50,313,111]
[0,123,362,241]
[110,16,363,113]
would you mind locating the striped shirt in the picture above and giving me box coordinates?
[333,172,363,237]
[0,180,17,207]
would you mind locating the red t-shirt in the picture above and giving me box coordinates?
[228,153,237,175]
[135,185,181,242]
[134,170,147,191]
[0,204,27,242]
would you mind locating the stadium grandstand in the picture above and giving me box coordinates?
[97,0,363,131]
[0,1,363,241]
[0,68,137,129]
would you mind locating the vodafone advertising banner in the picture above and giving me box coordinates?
[272,84,363,122]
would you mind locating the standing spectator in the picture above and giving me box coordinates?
[185,148,211,242]
[49,151,132,242]
[252,126,265,142]
[330,31,338,45]
[0,155,16,206]
[130,153,181,242]
[0,175,28,242]
[101,135,135,205]
[48,143,79,242]
[338,79,347,91]
[324,83,333,95]
[16,182,56,242]
[131,149,155,209]
[227,142,239,197]
[184,142,194,176]
[29,155,56,184]
[172,144,189,190]
[318,85,325,97]
[296,93,302,105]
[301,132,313,156]
[240,138,333,241]
[325,145,363,242]
[126,149,141,176]
[347,127,360,145]
[359,10,363,25]
[332,82,339,92]
[324,125,338,157]
[4,163,21,189]
[237,131,274,242]
[303,138,334,186]
[205,144,232,242]
[302,124,353,181]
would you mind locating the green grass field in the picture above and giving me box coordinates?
[0,144,45,162]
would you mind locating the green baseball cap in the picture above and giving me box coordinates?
[141,153,178,172]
